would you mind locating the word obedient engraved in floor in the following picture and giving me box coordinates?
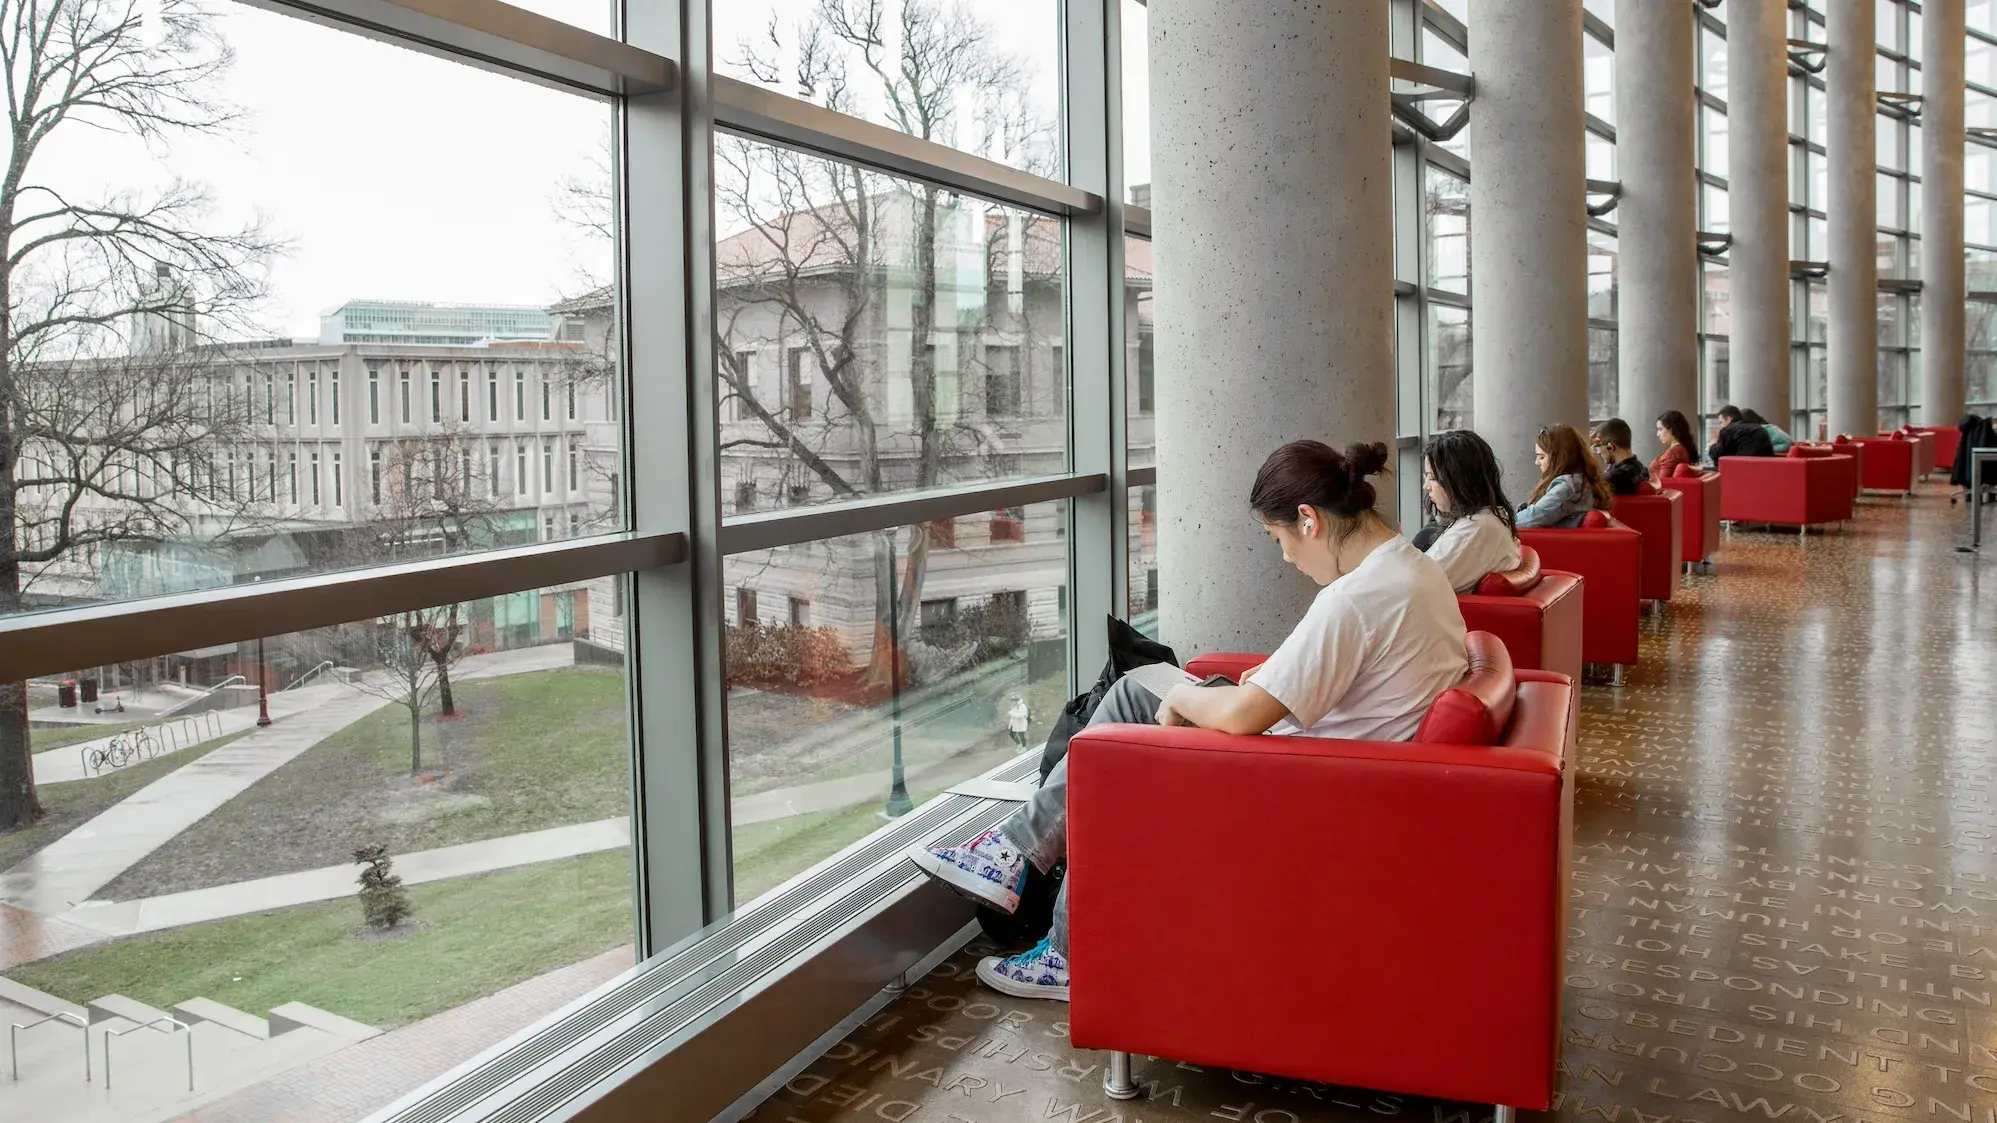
[748,498,1997,1123]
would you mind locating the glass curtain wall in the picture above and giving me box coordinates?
[1968,7,1997,412]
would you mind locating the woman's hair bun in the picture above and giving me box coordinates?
[1342,441,1391,481]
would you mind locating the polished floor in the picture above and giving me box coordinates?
[746,491,1997,1123]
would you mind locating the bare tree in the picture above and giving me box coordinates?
[1,0,281,829]
[718,0,1057,688]
[342,608,455,774]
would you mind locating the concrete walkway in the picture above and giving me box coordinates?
[31,688,337,787]
[1,645,582,917]
[56,818,631,937]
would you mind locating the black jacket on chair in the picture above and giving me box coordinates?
[1707,420,1776,463]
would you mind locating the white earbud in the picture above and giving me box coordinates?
[1302,520,1315,535]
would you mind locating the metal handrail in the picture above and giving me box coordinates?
[9,1011,89,1082]
[103,1017,191,1092]
[280,660,339,691]
[157,675,245,719]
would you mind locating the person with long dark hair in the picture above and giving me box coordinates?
[1707,405,1776,461]
[1421,430,1522,593]
[1652,410,1697,479]
[1516,424,1616,528]
[1740,408,1794,453]
[907,440,1469,1002]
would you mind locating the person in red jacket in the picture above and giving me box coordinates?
[905,440,1469,1002]
[1651,410,1697,480]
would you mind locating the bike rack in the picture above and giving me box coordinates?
[103,1017,192,1092]
[9,1011,89,1082]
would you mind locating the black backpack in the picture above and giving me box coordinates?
[977,616,1177,947]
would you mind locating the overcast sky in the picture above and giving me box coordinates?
[27,0,1144,341]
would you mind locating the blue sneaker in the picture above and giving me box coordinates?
[906,828,1028,913]
[976,937,1070,1002]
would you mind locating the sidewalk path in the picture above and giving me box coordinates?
[57,818,631,937]
[31,687,341,787]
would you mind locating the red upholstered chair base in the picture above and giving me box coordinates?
[1517,517,1642,671]
[1719,455,1854,528]
[1659,470,1721,570]
[1848,436,1917,494]
[1069,634,1576,1113]
[1609,489,1684,603]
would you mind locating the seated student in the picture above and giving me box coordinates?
[1590,418,1653,496]
[1516,424,1616,529]
[1706,405,1776,462]
[907,440,1468,1002]
[1652,410,1698,480]
[1740,408,1794,453]
[1420,429,1523,593]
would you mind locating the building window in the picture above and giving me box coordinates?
[734,479,758,512]
[430,370,442,422]
[461,448,472,495]
[990,507,1025,542]
[307,371,318,425]
[567,380,578,420]
[1137,336,1155,413]
[609,472,621,515]
[788,596,811,628]
[331,451,342,505]
[286,372,296,425]
[985,345,1021,417]
[460,369,471,422]
[1051,344,1065,416]
[243,452,253,501]
[515,369,526,419]
[568,446,579,490]
[370,448,382,504]
[920,597,959,640]
[569,512,581,537]
[727,351,755,421]
[264,372,275,424]
[736,587,758,624]
[399,369,411,423]
[544,513,557,541]
[516,441,528,495]
[310,450,320,505]
[489,444,502,498]
[330,371,340,426]
[542,440,554,491]
[787,481,810,506]
[542,376,552,421]
[488,370,500,422]
[786,347,813,417]
[287,453,297,504]
[368,369,380,424]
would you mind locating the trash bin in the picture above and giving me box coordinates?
[58,679,77,708]
[79,678,98,704]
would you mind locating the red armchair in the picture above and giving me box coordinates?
[1912,425,1961,475]
[1847,435,1917,494]
[1070,632,1576,1115]
[1791,442,1862,501]
[1609,486,1684,605]
[1456,545,1585,686]
[1719,454,1854,530]
[1892,429,1938,478]
[1659,465,1721,572]
[1518,511,1642,680]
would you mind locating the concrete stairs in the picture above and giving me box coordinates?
[1,976,379,1123]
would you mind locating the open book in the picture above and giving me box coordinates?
[1121,662,1305,736]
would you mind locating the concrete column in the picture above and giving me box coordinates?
[1615,0,1700,458]
[1469,0,1588,489]
[1727,0,1792,424]
[1151,0,1394,655]
[1827,0,1879,438]
[1922,0,1967,427]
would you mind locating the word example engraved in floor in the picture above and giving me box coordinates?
[747,500,1997,1123]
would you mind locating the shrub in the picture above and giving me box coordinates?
[354,844,413,930]
[725,623,852,689]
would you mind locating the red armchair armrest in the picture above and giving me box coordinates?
[1659,471,1721,565]
[1459,571,1584,685]
[1184,653,1264,683]
[1517,522,1642,666]
[1609,489,1684,602]
[1066,672,1576,1110]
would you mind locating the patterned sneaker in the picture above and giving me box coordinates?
[976,937,1070,1002]
[906,828,1029,914]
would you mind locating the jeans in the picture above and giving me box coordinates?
[999,675,1163,957]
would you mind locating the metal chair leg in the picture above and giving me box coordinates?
[1494,1107,1517,1123]
[1104,1051,1139,1100]
[1610,664,1628,687]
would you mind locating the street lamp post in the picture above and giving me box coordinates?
[883,531,912,819]
[255,636,272,727]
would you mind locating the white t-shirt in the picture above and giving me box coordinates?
[1250,538,1469,743]
[1427,510,1524,594]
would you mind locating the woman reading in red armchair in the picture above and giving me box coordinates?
[906,439,1468,1001]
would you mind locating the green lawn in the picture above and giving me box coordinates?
[731,781,951,907]
[30,719,150,754]
[6,850,635,1030]
[101,668,632,899]
[0,736,243,873]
